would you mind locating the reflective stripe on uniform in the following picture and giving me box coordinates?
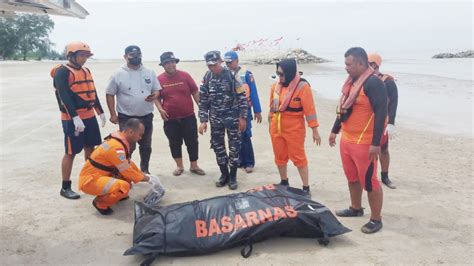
[305,114,317,122]
[102,178,117,195]
[101,142,110,151]
[117,162,130,172]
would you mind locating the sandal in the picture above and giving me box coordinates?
[172,168,184,176]
[190,168,206,176]
[335,207,364,217]
[361,219,383,234]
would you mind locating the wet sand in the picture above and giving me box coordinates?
[0,60,472,265]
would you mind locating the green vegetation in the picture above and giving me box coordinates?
[0,14,63,60]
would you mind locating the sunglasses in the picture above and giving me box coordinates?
[276,71,284,77]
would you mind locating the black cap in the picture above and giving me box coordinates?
[204,50,221,65]
[159,51,180,66]
[125,45,141,55]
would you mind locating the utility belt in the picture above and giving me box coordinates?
[88,158,119,175]
[284,107,303,112]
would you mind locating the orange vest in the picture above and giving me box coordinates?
[270,80,319,134]
[341,88,374,144]
[50,64,97,120]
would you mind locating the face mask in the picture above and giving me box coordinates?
[128,57,142,66]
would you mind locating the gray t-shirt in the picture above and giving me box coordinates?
[106,64,162,117]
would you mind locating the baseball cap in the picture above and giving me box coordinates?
[125,45,141,55]
[204,50,222,65]
[224,51,238,62]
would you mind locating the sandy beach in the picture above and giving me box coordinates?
[0,60,472,265]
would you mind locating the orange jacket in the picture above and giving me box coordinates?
[269,80,319,133]
[50,64,99,120]
[79,131,145,189]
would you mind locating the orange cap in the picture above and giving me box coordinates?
[66,41,93,56]
[368,53,382,67]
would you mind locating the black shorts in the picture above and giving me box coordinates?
[62,117,102,155]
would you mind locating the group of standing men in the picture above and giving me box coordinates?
[51,42,398,234]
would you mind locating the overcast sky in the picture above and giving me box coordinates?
[49,0,473,60]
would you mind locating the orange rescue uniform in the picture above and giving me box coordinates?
[79,131,145,209]
[269,80,319,167]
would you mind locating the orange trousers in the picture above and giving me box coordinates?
[270,115,307,167]
[81,175,131,209]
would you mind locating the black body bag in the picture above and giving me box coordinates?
[124,184,351,265]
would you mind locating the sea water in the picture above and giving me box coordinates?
[304,58,473,137]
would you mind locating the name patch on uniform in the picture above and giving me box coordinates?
[116,148,125,154]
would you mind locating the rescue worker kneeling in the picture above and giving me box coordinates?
[78,118,159,215]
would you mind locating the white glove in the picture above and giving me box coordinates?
[72,116,85,135]
[99,113,106,127]
[147,174,164,191]
[144,174,165,205]
[385,124,396,140]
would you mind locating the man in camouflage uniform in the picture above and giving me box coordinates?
[198,51,248,190]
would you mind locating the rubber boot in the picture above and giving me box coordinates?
[60,180,80,200]
[215,164,229,187]
[228,166,238,190]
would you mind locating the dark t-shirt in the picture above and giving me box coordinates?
[158,70,199,120]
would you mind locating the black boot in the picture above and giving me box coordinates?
[60,180,80,200]
[228,166,238,190]
[215,164,229,187]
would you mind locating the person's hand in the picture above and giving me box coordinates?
[145,92,158,102]
[72,116,85,135]
[239,118,247,132]
[312,127,321,146]
[99,113,106,127]
[385,124,396,140]
[254,113,262,124]
[199,122,207,135]
[158,108,169,121]
[329,133,337,147]
[368,145,381,161]
[109,114,118,124]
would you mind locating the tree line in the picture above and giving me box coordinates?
[0,14,64,60]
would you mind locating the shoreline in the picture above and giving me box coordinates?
[1,61,472,265]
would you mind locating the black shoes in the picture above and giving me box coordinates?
[361,219,383,234]
[382,177,396,189]
[215,165,229,187]
[279,179,289,186]
[93,199,114,215]
[60,188,80,200]
[336,207,364,217]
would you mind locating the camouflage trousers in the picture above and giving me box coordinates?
[210,119,241,167]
